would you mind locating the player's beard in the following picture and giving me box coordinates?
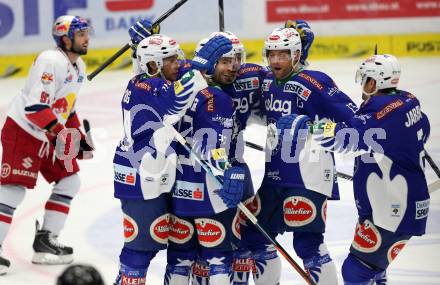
[71,41,88,55]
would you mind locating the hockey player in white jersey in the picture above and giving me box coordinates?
[112,20,232,285]
[302,54,431,284]
[0,15,93,275]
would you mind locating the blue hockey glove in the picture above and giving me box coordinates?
[192,35,232,75]
[276,114,312,144]
[128,19,160,50]
[285,20,314,65]
[217,166,245,209]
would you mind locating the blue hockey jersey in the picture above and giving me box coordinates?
[172,86,236,216]
[330,90,430,235]
[261,69,357,198]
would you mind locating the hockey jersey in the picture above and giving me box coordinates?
[8,48,86,141]
[330,91,430,235]
[113,69,207,200]
[171,86,236,216]
[261,69,357,198]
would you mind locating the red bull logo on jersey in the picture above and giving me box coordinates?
[283,196,317,227]
[123,214,138,243]
[387,240,408,263]
[41,72,53,85]
[169,214,194,244]
[195,218,226,247]
[150,213,170,244]
[352,220,382,253]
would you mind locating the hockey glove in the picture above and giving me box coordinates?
[128,19,160,54]
[192,35,233,75]
[276,114,312,145]
[285,20,314,65]
[217,166,245,209]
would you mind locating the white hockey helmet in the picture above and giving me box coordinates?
[263,27,301,63]
[355,54,401,90]
[195,31,246,64]
[136,34,184,77]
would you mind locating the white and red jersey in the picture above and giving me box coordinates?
[7,47,86,141]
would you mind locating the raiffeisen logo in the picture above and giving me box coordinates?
[105,0,154,11]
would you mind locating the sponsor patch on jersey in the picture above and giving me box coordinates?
[1,163,11,178]
[239,195,261,225]
[352,219,382,253]
[327,86,339,96]
[375,99,404,120]
[200,89,215,112]
[174,81,184,95]
[211,148,227,161]
[114,164,136,186]
[40,91,49,104]
[232,212,241,239]
[233,77,260,91]
[12,169,37,179]
[123,214,138,243]
[41,72,53,84]
[238,65,262,75]
[387,239,408,263]
[298,73,324,91]
[283,196,317,227]
[173,181,204,201]
[169,214,194,244]
[77,75,84,83]
[262,79,272,91]
[265,94,292,115]
[150,213,170,244]
[283,81,312,101]
[233,255,253,273]
[415,199,430,220]
[212,115,233,128]
[134,81,151,91]
[64,73,73,84]
[192,260,209,278]
[195,218,226,247]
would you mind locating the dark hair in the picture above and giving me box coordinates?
[56,264,104,285]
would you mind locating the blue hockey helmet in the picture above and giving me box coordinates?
[52,15,89,47]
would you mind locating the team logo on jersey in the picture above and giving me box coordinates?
[239,195,261,225]
[232,212,241,239]
[114,164,136,186]
[195,218,226,247]
[233,77,259,91]
[387,240,408,263]
[169,214,194,244]
[415,199,430,220]
[21,157,33,169]
[123,214,138,242]
[262,79,272,91]
[283,196,317,227]
[352,220,382,253]
[1,163,11,178]
[150,213,170,244]
[172,181,204,201]
[284,81,311,102]
[265,94,292,115]
[41,72,53,84]
[321,200,327,224]
[192,261,209,278]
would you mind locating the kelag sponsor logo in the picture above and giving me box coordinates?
[173,181,204,201]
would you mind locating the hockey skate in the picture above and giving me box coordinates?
[31,221,73,265]
[0,246,11,275]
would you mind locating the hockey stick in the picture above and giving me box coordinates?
[244,140,354,181]
[165,124,316,285]
[82,119,95,149]
[87,0,189,81]
[429,180,440,193]
[218,0,225,31]
[425,150,440,178]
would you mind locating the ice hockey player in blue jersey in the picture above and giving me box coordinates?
[243,27,358,285]
[306,54,431,284]
[112,20,209,285]
[164,35,248,285]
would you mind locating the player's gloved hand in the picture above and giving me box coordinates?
[285,20,314,65]
[192,35,232,75]
[276,113,312,144]
[77,130,94,160]
[309,120,348,153]
[217,166,245,209]
[128,19,160,53]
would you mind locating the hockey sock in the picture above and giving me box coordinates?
[373,270,387,285]
[200,249,233,285]
[251,244,281,285]
[43,174,80,235]
[293,232,337,285]
[0,185,26,244]
[342,253,376,285]
[165,248,195,285]
[232,249,252,285]
[114,247,157,285]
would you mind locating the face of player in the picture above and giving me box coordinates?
[213,54,241,85]
[161,55,180,81]
[267,50,299,80]
[71,29,89,55]
[362,77,377,100]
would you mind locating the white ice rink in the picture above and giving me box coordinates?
[0,57,439,285]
